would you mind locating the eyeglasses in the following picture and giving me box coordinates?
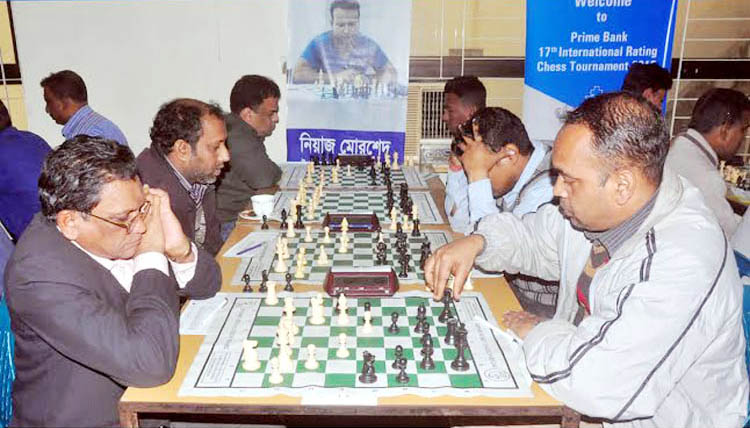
[86,200,151,233]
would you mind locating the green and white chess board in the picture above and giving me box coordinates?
[229,229,452,286]
[280,164,429,190]
[271,190,444,225]
[178,291,531,400]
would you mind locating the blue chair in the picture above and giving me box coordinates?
[0,226,14,427]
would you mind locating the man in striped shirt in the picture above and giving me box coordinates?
[41,70,128,146]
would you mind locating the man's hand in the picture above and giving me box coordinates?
[148,187,194,263]
[460,134,501,183]
[424,234,484,301]
[136,187,166,256]
[448,153,463,171]
[503,310,544,340]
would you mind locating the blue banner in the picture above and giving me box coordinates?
[286,128,404,162]
[523,0,678,143]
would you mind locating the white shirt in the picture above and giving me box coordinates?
[72,241,198,292]
[665,128,741,236]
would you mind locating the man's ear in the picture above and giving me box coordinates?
[498,143,520,165]
[239,106,254,124]
[611,168,637,206]
[56,210,81,241]
[172,139,193,163]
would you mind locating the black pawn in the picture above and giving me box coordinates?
[359,351,377,384]
[411,219,421,237]
[444,318,457,346]
[420,343,435,370]
[451,325,470,371]
[284,273,294,292]
[294,205,304,229]
[398,258,408,278]
[392,345,404,369]
[396,358,410,384]
[388,312,400,334]
[438,289,454,323]
[259,270,268,292]
[280,209,288,229]
[261,214,269,229]
[241,274,252,293]
[420,321,431,335]
[420,332,433,347]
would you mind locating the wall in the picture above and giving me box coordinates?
[12,0,289,160]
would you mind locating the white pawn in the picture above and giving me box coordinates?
[242,340,261,371]
[317,245,329,266]
[286,220,295,238]
[284,296,296,314]
[323,226,331,243]
[265,281,278,305]
[347,164,352,177]
[361,311,373,334]
[304,344,319,370]
[281,238,290,259]
[309,297,325,325]
[299,246,307,266]
[338,234,349,253]
[392,152,399,170]
[279,344,294,373]
[337,305,350,325]
[336,332,349,358]
[294,257,305,279]
[378,231,384,243]
[268,357,284,384]
[304,226,313,242]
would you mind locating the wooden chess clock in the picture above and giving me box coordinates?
[322,212,381,232]
[323,266,399,297]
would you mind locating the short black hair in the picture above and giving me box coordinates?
[688,88,750,134]
[330,0,360,20]
[39,135,137,221]
[621,63,673,95]
[150,98,224,156]
[40,70,88,103]
[565,91,669,185]
[471,107,533,156]
[444,76,486,111]
[0,100,11,130]
[229,75,281,114]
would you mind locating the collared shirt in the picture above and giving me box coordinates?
[445,144,553,234]
[71,240,198,293]
[301,31,390,76]
[665,128,740,236]
[583,189,659,258]
[62,105,128,146]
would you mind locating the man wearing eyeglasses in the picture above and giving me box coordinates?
[4,136,220,427]
[137,98,230,255]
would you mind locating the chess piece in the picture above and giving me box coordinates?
[411,219,421,237]
[388,312,400,334]
[395,358,409,384]
[317,245,329,266]
[259,270,268,292]
[362,311,374,334]
[338,234,349,253]
[241,273,252,293]
[323,226,331,243]
[336,332,350,358]
[294,205,304,229]
[304,344,319,370]
[420,342,435,370]
[392,345,404,369]
[438,289,454,323]
[309,295,326,325]
[279,344,295,373]
[399,256,408,278]
[242,340,261,371]
[419,320,431,335]
[420,332,433,347]
[274,248,287,273]
[294,256,305,279]
[268,357,284,384]
[341,217,349,233]
[265,281,278,305]
[304,226,313,242]
[286,219,295,238]
[451,323,470,371]
[347,164,352,177]
[359,351,377,384]
[444,318,458,346]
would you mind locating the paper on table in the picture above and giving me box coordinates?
[180,293,229,335]
[301,389,377,406]
[223,230,280,258]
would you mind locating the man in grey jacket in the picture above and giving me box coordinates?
[426,92,747,427]
[216,75,283,241]
[4,136,220,427]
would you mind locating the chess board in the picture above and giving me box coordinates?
[229,229,452,286]
[280,164,429,190]
[179,291,531,400]
[271,190,444,225]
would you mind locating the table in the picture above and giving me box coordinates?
[119,175,580,428]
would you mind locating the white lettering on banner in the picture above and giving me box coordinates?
[340,138,393,157]
[575,0,632,7]
[299,132,336,154]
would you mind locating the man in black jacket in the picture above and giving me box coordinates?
[4,136,220,427]
[137,98,230,255]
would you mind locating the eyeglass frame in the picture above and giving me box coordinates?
[85,200,151,233]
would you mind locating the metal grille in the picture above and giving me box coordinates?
[420,90,451,139]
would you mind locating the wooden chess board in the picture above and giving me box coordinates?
[178,291,531,400]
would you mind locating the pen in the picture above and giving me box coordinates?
[237,242,264,256]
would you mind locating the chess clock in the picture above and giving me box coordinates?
[323,266,400,297]
[322,212,381,232]
[337,154,374,168]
